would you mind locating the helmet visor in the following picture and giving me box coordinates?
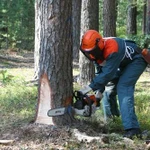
[80,45,104,61]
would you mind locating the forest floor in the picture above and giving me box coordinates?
[0,49,150,150]
[0,49,34,68]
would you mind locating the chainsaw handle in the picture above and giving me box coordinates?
[73,90,84,101]
[73,90,92,117]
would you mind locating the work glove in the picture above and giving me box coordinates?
[79,85,92,95]
[95,90,103,99]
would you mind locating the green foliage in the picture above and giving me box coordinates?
[117,0,128,29]
[0,0,149,50]
[116,26,127,38]
[0,0,35,50]
[127,34,150,48]
[0,69,14,83]
[116,0,150,43]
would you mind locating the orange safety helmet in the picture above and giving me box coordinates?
[80,30,104,61]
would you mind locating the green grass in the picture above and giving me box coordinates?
[0,68,37,131]
[135,85,150,130]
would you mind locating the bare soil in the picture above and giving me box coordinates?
[1,119,149,150]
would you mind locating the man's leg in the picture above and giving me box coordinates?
[102,91,112,121]
[117,57,147,137]
[102,80,120,121]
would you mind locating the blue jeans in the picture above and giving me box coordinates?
[117,57,147,130]
[102,81,120,120]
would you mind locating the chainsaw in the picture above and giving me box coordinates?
[47,91,100,117]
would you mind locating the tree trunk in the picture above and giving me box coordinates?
[103,0,117,37]
[79,0,99,86]
[72,0,81,62]
[34,1,40,80]
[142,0,147,34]
[34,0,73,125]
[144,0,150,48]
[146,0,150,34]
[126,0,137,35]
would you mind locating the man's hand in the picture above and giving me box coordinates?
[95,91,103,99]
[79,85,92,95]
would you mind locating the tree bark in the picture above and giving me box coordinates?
[146,0,150,34]
[72,0,81,62]
[34,0,73,125]
[126,0,137,35]
[103,0,117,37]
[79,0,99,86]
[34,0,40,80]
[142,0,147,34]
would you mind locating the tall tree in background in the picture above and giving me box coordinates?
[0,0,34,49]
[141,0,150,48]
[103,0,117,37]
[34,0,73,125]
[126,0,137,35]
[143,0,150,48]
[34,1,40,80]
[72,0,81,61]
[142,0,147,34]
[79,0,99,86]
[146,0,150,34]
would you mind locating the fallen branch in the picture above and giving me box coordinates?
[0,55,34,63]
[73,129,102,143]
[0,140,14,145]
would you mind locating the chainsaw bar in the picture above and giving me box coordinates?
[47,105,91,117]
[47,91,100,117]
[47,105,100,117]
[47,107,66,116]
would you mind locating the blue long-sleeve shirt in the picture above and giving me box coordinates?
[89,38,142,92]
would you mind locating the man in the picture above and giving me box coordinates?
[79,30,148,139]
